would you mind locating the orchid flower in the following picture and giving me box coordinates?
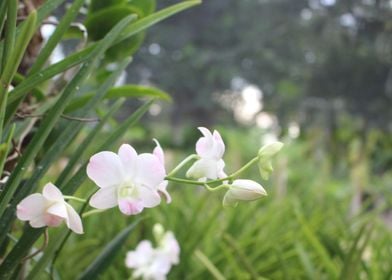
[186,127,227,180]
[16,183,84,234]
[87,141,169,215]
[223,179,267,207]
[126,225,180,280]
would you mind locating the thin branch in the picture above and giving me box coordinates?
[21,228,49,262]
[15,112,99,122]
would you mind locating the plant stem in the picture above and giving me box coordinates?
[63,196,86,203]
[203,183,230,192]
[167,154,198,177]
[82,209,105,218]
[165,176,203,186]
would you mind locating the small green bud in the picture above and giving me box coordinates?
[153,223,165,244]
[258,142,284,159]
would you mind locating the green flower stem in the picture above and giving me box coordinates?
[165,176,203,186]
[62,196,86,203]
[208,156,259,184]
[165,156,260,187]
[167,154,198,177]
[82,209,105,218]
[203,183,230,192]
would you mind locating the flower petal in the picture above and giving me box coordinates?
[212,130,225,158]
[195,127,213,158]
[157,181,171,203]
[126,240,154,268]
[42,183,64,202]
[186,158,221,180]
[152,139,165,164]
[16,193,46,222]
[118,198,144,215]
[135,154,165,188]
[46,201,68,219]
[87,151,124,188]
[118,144,138,179]
[89,186,118,209]
[138,185,161,208]
[65,203,84,234]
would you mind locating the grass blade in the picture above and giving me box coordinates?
[65,84,171,113]
[28,0,85,75]
[1,0,17,73]
[77,218,142,280]
[0,14,135,234]
[194,249,226,280]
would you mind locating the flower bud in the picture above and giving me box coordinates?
[153,223,165,243]
[258,142,284,159]
[223,179,267,207]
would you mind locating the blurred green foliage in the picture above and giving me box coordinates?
[51,126,392,279]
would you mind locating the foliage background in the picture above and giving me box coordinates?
[0,0,391,279]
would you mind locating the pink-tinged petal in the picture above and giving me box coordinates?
[135,154,165,188]
[118,198,144,215]
[46,202,68,219]
[29,215,47,228]
[43,213,63,227]
[89,186,118,209]
[87,151,124,188]
[65,203,84,234]
[118,144,137,179]
[152,139,165,164]
[16,194,46,221]
[195,127,213,157]
[42,183,63,202]
[138,185,161,208]
[157,181,171,203]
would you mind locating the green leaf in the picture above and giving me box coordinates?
[0,0,65,57]
[0,10,37,139]
[293,202,339,278]
[65,84,171,113]
[0,124,14,177]
[114,0,201,46]
[0,1,7,38]
[6,0,200,109]
[1,0,18,73]
[0,14,135,238]
[11,60,131,206]
[61,99,154,195]
[194,250,226,280]
[56,99,125,186]
[28,0,86,75]
[77,218,142,280]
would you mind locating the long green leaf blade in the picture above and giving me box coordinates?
[77,218,142,280]
[65,84,171,113]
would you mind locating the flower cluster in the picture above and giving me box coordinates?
[125,224,180,280]
[15,127,282,239]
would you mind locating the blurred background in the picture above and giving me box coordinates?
[41,0,392,278]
